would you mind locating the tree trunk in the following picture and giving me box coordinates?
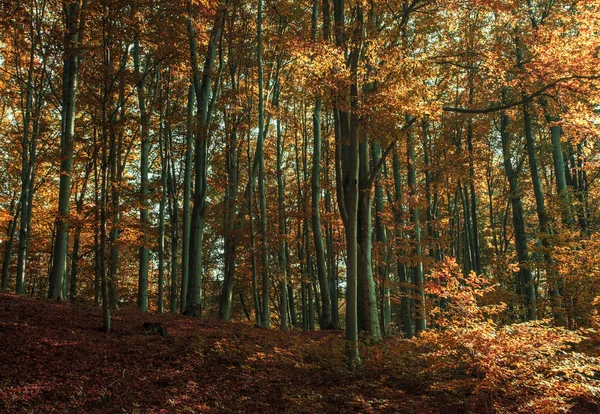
[373,142,391,336]
[357,141,382,343]
[256,0,270,328]
[181,84,194,314]
[219,61,240,320]
[134,38,150,311]
[49,1,86,300]
[392,152,413,338]
[407,117,426,333]
[185,2,227,316]
[1,202,18,291]
[312,98,333,329]
[333,0,362,368]
[500,108,537,321]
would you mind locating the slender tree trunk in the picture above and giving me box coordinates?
[93,129,101,306]
[16,37,36,295]
[1,201,18,291]
[134,38,150,311]
[325,189,340,329]
[306,222,315,332]
[166,92,179,314]
[219,62,240,320]
[466,112,482,274]
[248,134,261,326]
[276,85,288,331]
[256,0,270,327]
[312,98,334,329]
[407,117,426,333]
[106,45,127,309]
[373,142,391,336]
[392,152,413,338]
[100,94,111,332]
[70,163,90,301]
[157,79,168,314]
[181,84,194,313]
[288,284,297,327]
[311,0,333,331]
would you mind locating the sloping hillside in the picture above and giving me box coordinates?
[0,294,598,413]
[0,294,444,413]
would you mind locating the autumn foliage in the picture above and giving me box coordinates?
[1,0,600,411]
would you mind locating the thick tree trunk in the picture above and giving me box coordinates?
[185,2,227,316]
[500,109,537,321]
[49,1,86,300]
[333,0,362,368]
[357,141,382,343]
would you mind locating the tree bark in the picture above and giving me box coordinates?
[49,0,86,300]
[500,108,537,321]
[185,1,227,316]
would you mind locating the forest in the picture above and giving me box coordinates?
[1,0,600,412]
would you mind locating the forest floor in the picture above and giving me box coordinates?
[0,293,597,413]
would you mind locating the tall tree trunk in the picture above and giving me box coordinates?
[306,221,315,332]
[185,2,226,316]
[157,75,168,314]
[248,130,261,326]
[466,112,482,274]
[542,107,573,226]
[333,0,362,368]
[373,142,391,336]
[276,82,288,331]
[100,92,111,332]
[134,38,150,311]
[167,90,179,314]
[392,152,413,338]
[357,140,382,343]
[219,59,240,320]
[500,107,537,321]
[16,35,37,295]
[407,117,426,333]
[49,0,86,300]
[256,0,270,327]
[181,84,194,313]
[70,162,91,301]
[311,0,333,331]
[312,98,333,329]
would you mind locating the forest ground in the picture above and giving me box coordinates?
[0,293,597,413]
